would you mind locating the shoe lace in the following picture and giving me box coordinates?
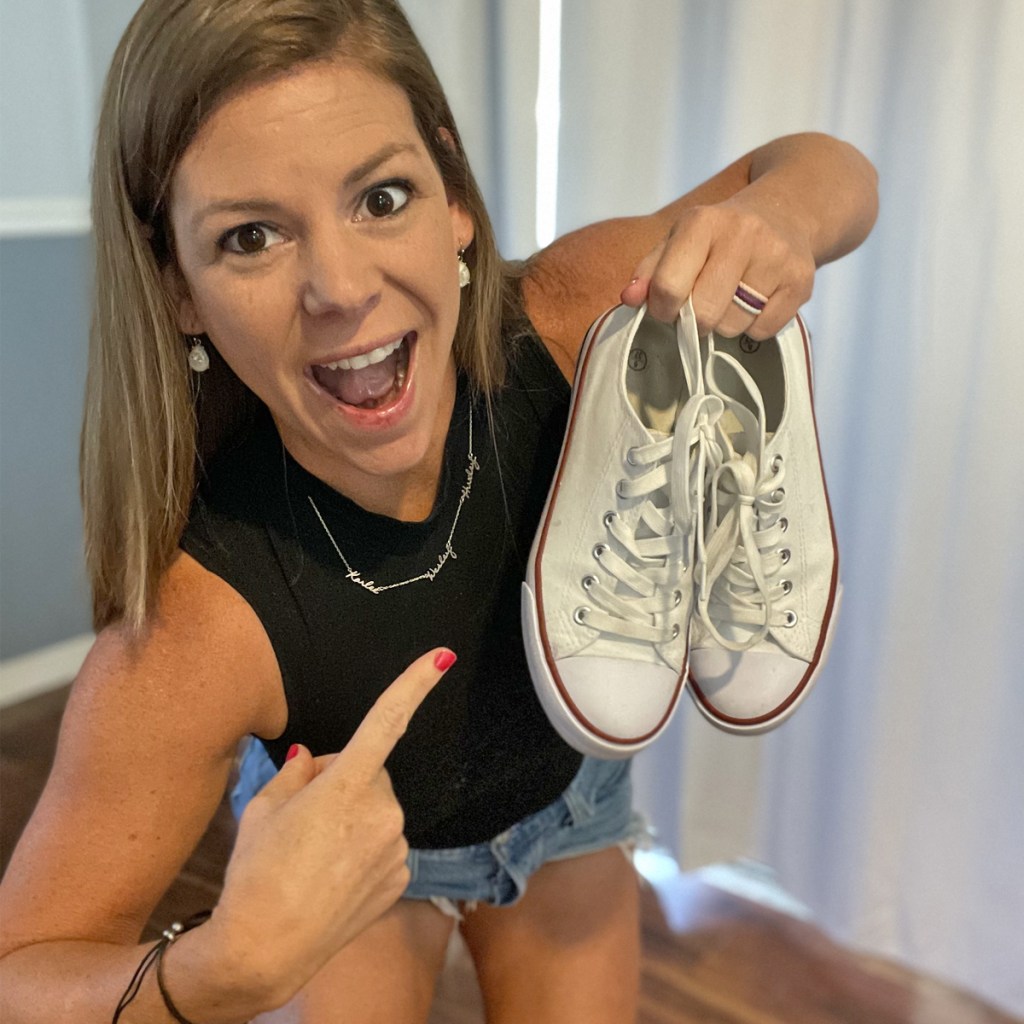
[578,392,724,646]
[695,339,792,651]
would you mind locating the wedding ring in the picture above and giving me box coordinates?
[732,281,769,316]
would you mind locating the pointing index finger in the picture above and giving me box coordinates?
[332,648,455,778]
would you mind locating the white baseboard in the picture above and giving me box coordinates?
[635,848,812,923]
[697,858,813,921]
[0,634,94,708]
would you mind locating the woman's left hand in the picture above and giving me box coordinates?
[620,190,816,341]
[527,135,875,370]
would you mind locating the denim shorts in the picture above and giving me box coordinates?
[232,741,645,912]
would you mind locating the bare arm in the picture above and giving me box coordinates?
[523,132,879,376]
[0,554,453,1022]
[0,555,281,1021]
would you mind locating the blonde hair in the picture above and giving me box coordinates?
[84,0,526,633]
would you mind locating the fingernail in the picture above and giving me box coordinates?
[434,650,457,672]
[285,744,300,762]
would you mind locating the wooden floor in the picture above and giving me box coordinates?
[2,685,1018,1024]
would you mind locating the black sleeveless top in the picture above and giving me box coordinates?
[180,329,583,848]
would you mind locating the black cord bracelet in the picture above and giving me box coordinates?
[111,910,212,1023]
[155,915,211,1024]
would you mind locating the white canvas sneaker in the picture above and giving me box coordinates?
[523,302,719,758]
[687,317,841,734]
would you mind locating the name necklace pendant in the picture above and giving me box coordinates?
[307,415,479,595]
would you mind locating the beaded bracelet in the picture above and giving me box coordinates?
[112,910,212,1023]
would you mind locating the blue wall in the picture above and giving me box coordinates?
[0,234,93,657]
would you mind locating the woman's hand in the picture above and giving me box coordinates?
[620,192,816,341]
[526,135,876,372]
[619,133,878,340]
[181,647,456,1011]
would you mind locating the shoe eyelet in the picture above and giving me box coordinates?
[615,480,629,498]
[573,607,590,625]
[771,454,784,472]
[784,610,798,627]
[593,543,607,560]
[603,510,617,527]
[671,623,680,639]
[626,448,638,466]
[582,575,597,591]
[772,487,786,502]
[779,517,789,533]
[781,579,793,595]
[780,548,791,565]
[673,589,682,607]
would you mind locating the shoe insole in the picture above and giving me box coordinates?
[626,318,687,434]
[709,333,785,440]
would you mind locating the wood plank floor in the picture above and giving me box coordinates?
[2,685,1018,1024]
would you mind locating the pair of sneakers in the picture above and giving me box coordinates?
[522,300,840,758]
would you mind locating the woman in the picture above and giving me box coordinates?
[0,1,878,1021]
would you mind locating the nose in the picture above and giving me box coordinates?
[300,228,381,320]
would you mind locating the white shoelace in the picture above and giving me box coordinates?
[695,339,793,651]
[576,391,724,645]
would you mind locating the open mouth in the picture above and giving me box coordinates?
[310,332,414,410]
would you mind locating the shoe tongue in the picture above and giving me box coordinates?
[315,350,400,405]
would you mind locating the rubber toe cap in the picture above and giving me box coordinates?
[556,655,684,744]
[688,648,813,730]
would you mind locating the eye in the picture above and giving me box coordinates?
[356,180,412,220]
[220,222,285,256]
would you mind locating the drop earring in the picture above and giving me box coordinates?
[187,335,210,373]
[457,248,471,289]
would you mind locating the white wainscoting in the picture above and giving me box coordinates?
[0,198,91,239]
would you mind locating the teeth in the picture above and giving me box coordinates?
[321,337,404,371]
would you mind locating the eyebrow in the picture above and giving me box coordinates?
[342,141,418,190]
[189,142,420,232]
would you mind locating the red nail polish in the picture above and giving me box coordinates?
[434,650,457,672]
[285,744,300,762]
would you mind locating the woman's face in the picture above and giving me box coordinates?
[169,58,474,502]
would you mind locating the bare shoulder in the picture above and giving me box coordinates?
[522,153,752,376]
[520,215,659,380]
[79,551,286,746]
[0,553,284,953]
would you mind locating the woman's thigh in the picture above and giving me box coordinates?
[253,898,455,1024]
[457,845,640,1024]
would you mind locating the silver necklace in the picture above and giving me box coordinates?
[307,415,479,595]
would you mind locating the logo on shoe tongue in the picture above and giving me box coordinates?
[740,336,761,354]
[628,349,648,371]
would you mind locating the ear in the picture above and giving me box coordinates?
[449,201,475,255]
[435,127,476,249]
[162,263,205,336]
[436,126,458,153]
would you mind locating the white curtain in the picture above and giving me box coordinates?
[418,0,1024,1016]
[552,1,1024,1017]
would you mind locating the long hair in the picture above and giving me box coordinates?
[84,0,525,633]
